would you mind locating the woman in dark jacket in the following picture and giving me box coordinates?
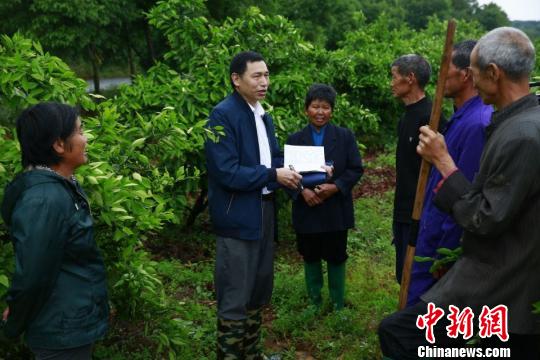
[287,84,363,310]
[1,102,109,359]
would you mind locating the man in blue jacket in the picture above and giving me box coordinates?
[407,40,492,306]
[205,51,301,359]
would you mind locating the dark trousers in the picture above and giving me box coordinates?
[379,301,540,359]
[31,344,93,360]
[215,200,274,320]
[296,230,348,264]
[393,221,410,284]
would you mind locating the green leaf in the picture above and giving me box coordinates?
[414,256,434,262]
[87,176,99,185]
[89,93,107,100]
[435,247,457,256]
[131,137,146,148]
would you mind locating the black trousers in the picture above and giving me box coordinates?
[296,230,348,264]
[392,220,410,284]
[378,301,540,359]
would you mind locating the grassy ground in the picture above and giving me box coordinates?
[91,192,398,360]
[91,151,398,360]
[267,192,398,360]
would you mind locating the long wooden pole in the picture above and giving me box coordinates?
[398,19,457,310]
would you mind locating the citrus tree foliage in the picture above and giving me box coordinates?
[332,16,484,138]
[0,34,94,125]
[0,34,188,316]
[148,0,379,143]
[0,0,118,92]
[204,0,365,49]
[83,64,212,229]
[0,0,163,91]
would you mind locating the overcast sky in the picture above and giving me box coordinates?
[477,0,540,21]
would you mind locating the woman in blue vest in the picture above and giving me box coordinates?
[286,84,363,309]
[1,102,109,359]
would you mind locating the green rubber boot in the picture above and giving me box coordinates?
[304,261,323,306]
[217,317,245,360]
[327,261,346,311]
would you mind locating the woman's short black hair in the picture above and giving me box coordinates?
[16,102,79,167]
[304,84,337,110]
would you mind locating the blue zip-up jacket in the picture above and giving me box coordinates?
[205,91,281,241]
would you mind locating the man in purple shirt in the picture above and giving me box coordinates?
[407,40,492,306]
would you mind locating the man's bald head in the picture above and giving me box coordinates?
[473,27,535,82]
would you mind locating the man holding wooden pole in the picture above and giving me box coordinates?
[406,40,492,307]
[379,27,540,359]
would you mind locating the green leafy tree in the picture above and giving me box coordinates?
[332,17,484,141]
[203,0,366,49]
[0,0,163,92]
[0,33,94,125]
[475,3,510,30]
[0,34,190,330]
[449,0,479,22]
[404,0,451,29]
[0,0,116,92]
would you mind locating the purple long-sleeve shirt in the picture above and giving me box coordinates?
[407,96,492,306]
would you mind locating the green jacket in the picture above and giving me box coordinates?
[1,169,108,349]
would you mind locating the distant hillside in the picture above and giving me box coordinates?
[512,20,540,40]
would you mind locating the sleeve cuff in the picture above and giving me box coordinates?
[433,170,471,214]
[267,168,277,183]
[433,168,459,194]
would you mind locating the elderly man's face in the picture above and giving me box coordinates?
[470,48,497,105]
[390,66,413,100]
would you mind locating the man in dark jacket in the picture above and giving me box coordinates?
[379,27,540,359]
[205,51,301,359]
[390,54,440,284]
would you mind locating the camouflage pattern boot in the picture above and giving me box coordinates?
[217,317,246,360]
[244,308,263,360]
